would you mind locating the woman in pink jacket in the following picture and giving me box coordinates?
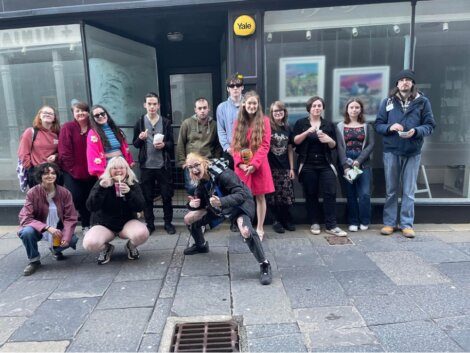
[18,162,78,276]
[17,105,60,188]
[87,105,133,177]
[232,91,274,240]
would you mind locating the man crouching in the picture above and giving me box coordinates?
[183,152,272,285]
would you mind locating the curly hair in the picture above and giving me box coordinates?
[232,91,265,153]
[34,162,61,184]
[32,105,60,134]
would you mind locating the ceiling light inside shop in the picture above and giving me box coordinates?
[393,25,400,34]
[443,22,449,31]
[266,32,273,42]
[167,32,184,42]
[352,27,358,37]
[306,30,312,40]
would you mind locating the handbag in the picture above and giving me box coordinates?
[16,127,39,192]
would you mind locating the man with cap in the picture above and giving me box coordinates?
[216,73,244,169]
[374,69,436,238]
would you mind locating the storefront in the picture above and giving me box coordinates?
[0,0,469,223]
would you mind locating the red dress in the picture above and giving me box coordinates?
[233,117,275,195]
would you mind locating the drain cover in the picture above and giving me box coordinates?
[170,321,239,352]
[325,235,353,245]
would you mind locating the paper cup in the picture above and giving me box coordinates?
[153,133,164,144]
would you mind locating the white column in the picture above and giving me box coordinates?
[52,50,68,121]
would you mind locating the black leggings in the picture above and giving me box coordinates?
[189,211,266,263]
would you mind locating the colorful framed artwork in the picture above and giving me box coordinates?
[332,66,390,121]
[279,56,325,103]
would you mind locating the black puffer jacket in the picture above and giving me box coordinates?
[86,180,145,232]
[190,167,255,221]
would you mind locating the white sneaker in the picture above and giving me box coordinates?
[325,227,347,237]
[348,225,358,232]
[360,224,369,231]
[310,224,321,235]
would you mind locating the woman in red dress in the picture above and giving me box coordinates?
[232,90,274,240]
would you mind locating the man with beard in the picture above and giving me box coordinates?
[374,69,436,238]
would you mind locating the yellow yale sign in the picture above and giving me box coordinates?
[233,15,256,36]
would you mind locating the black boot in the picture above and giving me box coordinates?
[272,221,285,233]
[184,241,209,255]
[281,207,296,231]
[259,261,272,285]
[184,223,209,255]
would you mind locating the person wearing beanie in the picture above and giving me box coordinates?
[374,69,436,238]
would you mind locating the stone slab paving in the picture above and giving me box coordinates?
[0,224,469,352]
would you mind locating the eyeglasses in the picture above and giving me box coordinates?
[273,109,284,114]
[41,111,54,116]
[227,84,243,88]
[187,163,201,170]
[93,111,106,119]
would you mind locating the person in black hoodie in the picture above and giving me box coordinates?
[183,152,272,285]
[83,156,149,265]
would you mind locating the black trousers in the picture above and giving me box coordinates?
[301,166,338,229]
[140,167,174,226]
[63,172,96,227]
[189,211,266,263]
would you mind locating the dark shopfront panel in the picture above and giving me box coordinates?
[0,0,469,224]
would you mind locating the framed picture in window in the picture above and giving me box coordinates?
[332,66,390,121]
[279,56,325,103]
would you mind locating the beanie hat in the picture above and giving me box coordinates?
[395,69,416,85]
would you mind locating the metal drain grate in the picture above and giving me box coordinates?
[324,235,353,245]
[170,321,239,352]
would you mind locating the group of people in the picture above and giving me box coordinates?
[16,69,435,285]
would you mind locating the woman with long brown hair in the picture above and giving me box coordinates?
[232,91,274,240]
[18,105,61,188]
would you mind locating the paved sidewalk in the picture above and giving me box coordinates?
[1,223,470,352]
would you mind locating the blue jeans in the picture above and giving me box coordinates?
[18,226,78,262]
[345,167,371,226]
[183,168,196,196]
[383,152,421,229]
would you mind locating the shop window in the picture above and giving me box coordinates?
[0,24,86,200]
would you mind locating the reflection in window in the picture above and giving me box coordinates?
[0,25,86,200]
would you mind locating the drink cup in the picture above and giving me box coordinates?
[153,133,164,144]
[53,234,61,247]
[241,148,253,164]
[115,177,124,197]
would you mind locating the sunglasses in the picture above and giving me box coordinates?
[93,111,106,119]
[227,84,243,88]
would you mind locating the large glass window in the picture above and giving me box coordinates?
[84,25,158,126]
[265,3,411,200]
[0,25,87,200]
[414,0,470,200]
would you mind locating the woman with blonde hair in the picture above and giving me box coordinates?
[83,156,148,265]
[232,91,274,240]
[18,105,61,188]
[183,152,272,285]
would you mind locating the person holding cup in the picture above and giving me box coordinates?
[18,162,79,276]
[232,91,274,240]
[83,156,149,265]
[132,92,175,235]
[293,96,346,237]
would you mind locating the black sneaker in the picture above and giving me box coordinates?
[164,223,176,235]
[272,221,285,234]
[259,261,272,285]
[147,225,156,234]
[283,222,296,231]
[97,243,114,265]
[126,240,139,260]
[183,241,210,255]
[230,223,238,232]
[52,251,66,261]
[23,261,41,276]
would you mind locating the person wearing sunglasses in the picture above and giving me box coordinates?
[86,105,134,177]
[18,105,61,188]
[216,73,244,169]
[183,153,272,285]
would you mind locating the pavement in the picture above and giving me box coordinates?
[0,223,470,352]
